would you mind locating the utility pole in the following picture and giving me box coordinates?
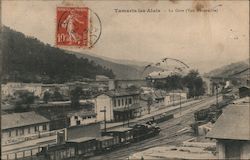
[179,92,182,115]
[127,105,130,127]
[100,106,107,133]
[216,84,219,108]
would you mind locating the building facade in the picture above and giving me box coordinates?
[207,102,250,159]
[1,111,50,145]
[94,90,141,122]
[67,110,97,127]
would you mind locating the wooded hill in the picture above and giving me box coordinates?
[1,27,115,83]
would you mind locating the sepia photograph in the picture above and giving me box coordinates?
[0,0,249,159]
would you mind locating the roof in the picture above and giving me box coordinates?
[2,111,50,130]
[68,110,96,117]
[108,127,133,132]
[206,104,250,140]
[66,137,96,143]
[105,89,140,97]
[113,103,140,112]
[96,136,113,141]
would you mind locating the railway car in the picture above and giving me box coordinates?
[35,125,161,160]
[132,123,160,142]
[95,136,118,154]
[153,113,174,123]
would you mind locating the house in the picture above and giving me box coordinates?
[41,84,70,97]
[67,110,97,127]
[1,111,50,145]
[206,100,250,159]
[94,89,141,122]
[1,82,43,98]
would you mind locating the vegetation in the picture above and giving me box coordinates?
[153,70,205,97]
[70,87,83,109]
[13,90,35,112]
[1,26,115,83]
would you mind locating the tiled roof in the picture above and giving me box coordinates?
[101,89,140,97]
[66,137,96,143]
[2,111,50,130]
[206,104,250,140]
[67,110,96,117]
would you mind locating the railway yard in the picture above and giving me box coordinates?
[88,96,222,160]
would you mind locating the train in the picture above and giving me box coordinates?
[34,121,163,160]
[194,95,234,123]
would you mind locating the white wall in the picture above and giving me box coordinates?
[69,115,97,126]
[95,94,113,122]
[2,123,50,145]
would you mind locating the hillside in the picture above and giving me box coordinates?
[1,27,115,83]
[66,51,144,80]
[206,59,249,78]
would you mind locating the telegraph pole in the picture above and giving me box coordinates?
[179,92,182,115]
[100,106,107,133]
[216,85,219,108]
[127,105,130,127]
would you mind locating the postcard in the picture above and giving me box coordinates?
[1,0,249,159]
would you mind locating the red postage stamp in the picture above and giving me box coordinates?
[56,7,89,47]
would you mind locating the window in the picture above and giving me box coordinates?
[118,99,120,106]
[35,126,39,132]
[125,99,128,105]
[76,120,81,125]
[74,116,78,119]
[129,98,132,104]
[114,100,116,107]
[8,131,11,137]
[16,129,18,136]
[42,124,47,131]
[20,128,24,135]
[122,99,124,106]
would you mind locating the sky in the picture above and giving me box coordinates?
[2,0,249,73]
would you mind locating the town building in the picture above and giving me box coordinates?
[1,111,50,145]
[1,82,42,98]
[1,82,71,99]
[94,89,141,122]
[207,99,250,159]
[67,110,97,127]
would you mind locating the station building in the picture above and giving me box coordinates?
[207,99,250,159]
[94,89,141,122]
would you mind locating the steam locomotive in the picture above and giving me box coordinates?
[35,122,161,160]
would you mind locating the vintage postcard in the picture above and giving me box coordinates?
[1,0,249,159]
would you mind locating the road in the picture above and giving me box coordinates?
[88,96,222,160]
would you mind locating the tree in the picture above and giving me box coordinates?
[165,74,183,90]
[70,86,83,109]
[14,90,35,112]
[43,91,51,103]
[53,90,63,101]
[183,70,205,97]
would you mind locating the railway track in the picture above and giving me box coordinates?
[88,96,221,160]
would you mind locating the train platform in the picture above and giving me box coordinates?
[103,98,204,130]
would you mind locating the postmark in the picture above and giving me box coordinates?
[56,7,101,48]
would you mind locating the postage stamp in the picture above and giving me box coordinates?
[56,7,89,47]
